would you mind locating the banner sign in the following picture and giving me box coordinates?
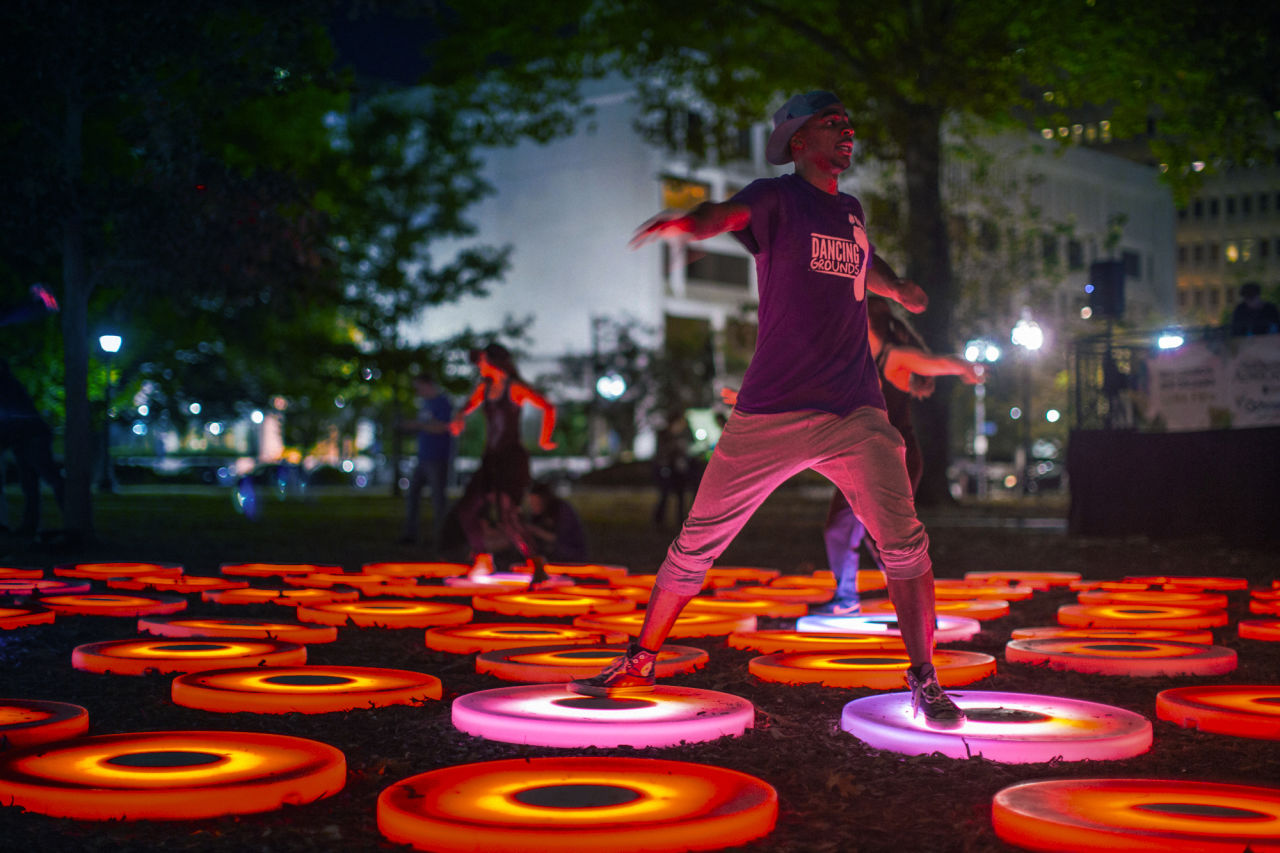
[1142,335,1280,431]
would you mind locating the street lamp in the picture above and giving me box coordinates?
[1010,313,1043,496]
[963,338,1002,500]
[98,334,122,492]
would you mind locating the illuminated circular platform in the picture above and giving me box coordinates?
[991,778,1280,852]
[1156,685,1280,740]
[296,599,473,628]
[452,684,754,748]
[557,584,650,603]
[728,629,907,654]
[861,597,1009,621]
[1058,603,1228,629]
[1250,599,1280,615]
[282,571,396,591]
[40,594,188,618]
[1006,638,1237,677]
[1124,574,1249,591]
[704,566,780,586]
[472,591,636,618]
[1069,580,1153,592]
[475,644,709,683]
[426,623,627,655]
[443,573,535,593]
[543,562,631,583]
[220,562,339,578]
[750,649,995,689]
[769,573,836,589]
[0,567,43,580]
[138,616,338,644]
[0,699,89,748]
[1240,620,1280,642]
[0,579,91,597]
[575,611,757,638]
[72,638,307,675]
[108,575,249,594]
[687,596,807,619]
[1076,590,1229,609]
[934,583,1033,602]
[202,586,360,607]
[172,665,442,714]
[964,570,1081,589]
[377,757,777,853]
[361,561,470,579]
[0,606,55,629]
[796,613,982,643]
[841,690,1153,763]
[0,730,345,820]
[1010,626,1216,645]
[54,562,183,580]
[719,585,834,604]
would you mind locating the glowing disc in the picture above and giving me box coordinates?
[377,757,777,853]
[1058,603,1227,629]
[202,586,359,607]
[138,616,338,644]
[0,567,43,580]
[719,585,834,604]
[557,584,651,603]
[964,570,1081,589]
[361,561,470,578]
[991,778,1280,852]
[749,649,995,689]
[281,572,396,591]
[71,638,306,675]
[40,594,187,617]
[108,575,249,594]
[54,562,183,580]
[0,730,345,820]
[1240,620,1280,641]
[1157,685,1280,740]
[1069,580,1153,592]
[727,630,907,654]
[704,566,780,586]
[543,563,630,582]
[220,562,339,578]
[769,573,836,589]
[1010,626,1215,645]
[575,611,757,638]
[860,597,1009,621]
[797,613,982,643]
[1006,638,1237,676]
[296,599,473,628]
[172,665,442,714]
[472,591,636,618]
[1124,574,1249,591]
[0,579,91,597]
[1250,599,1280,615]
[686,596,807,619]
[0,699,89,748]
[934,583,1033,602]
[0,606,54,629]
[475,644,709,683]
[452,684,754,748]
[443,573,534,592]
[841,690,1153,763]
[425,623,627,655]
[1077,590,1229,609]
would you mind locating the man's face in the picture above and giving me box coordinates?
[792,104,854,171]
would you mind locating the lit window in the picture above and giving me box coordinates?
[1099,120,1111,142]
[1226,243,1240,263]
[1040,128,1054,140]
[1058,126,1069,138]
[660,177,710,211]
[1086,125,1098,142]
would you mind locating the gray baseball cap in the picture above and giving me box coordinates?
[765,90,842,165]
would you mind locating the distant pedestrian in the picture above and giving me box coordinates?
[1230,282,1279,336]
[398,373,454,549]
[524,481,588,563]
[0,359,66,537]
[651,412,692,528]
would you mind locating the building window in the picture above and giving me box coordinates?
[1041,233,1060,268]
[1193,288,1203,308]
[1226,196,1236,217]
[1261,238,1271,260]
[1208,287,1220,309]
[1178,288,1188,308]
[1193,199,1204,218]
[660,176,709,211]
[1260,193,1270,214]
[1122,249,1141,279]
[686,250,751,288]
[1068,239,1084,270]
[1209,242,1219,262]
[1209,198,1220,218]
[1242,195,1252,216]
[1226,242,1240,263]
[1178,244,1188,265]
[1193,244,1204,264]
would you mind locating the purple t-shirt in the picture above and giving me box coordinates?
[730,174,885,416]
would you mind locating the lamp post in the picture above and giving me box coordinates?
[1010,313,1043,496]
[963,338,1002,499]
[98,334,122,493]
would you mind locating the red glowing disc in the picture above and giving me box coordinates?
[377,757,777,853]
[861,597,1010,621]
[0,579,91,597]
[0,730,345,821]
[991,778,1280,852]
[172,665,442,714]
[575,611,757,638]
[1058,603,1227,629]
[0,607,55,629]
[543,562,630,583]
[361,561,470,579]
[108,575,250,594]
[769,573,836,589]
[1005,638,1237,677]
[0,567,43,580]
[964,570,1081,589]
[220,562,339,578]
[703,566,780,586]
[138,616,338,644]
[1240,620,1280,642]
[54,562,183,580]
[1010,626,1216,645]
[1069,580,1153,592]
[282,571,396,591]
[556,584,650,603]
[426,623,627,655]
[0,699,89,748]
[1076,590,1229,609]
[727,630,907,654]
[934,582,1034,602]
[719,585,834,604]
[472,591,636,618]
[296,599,473,628]
[687,596,807,619]
[202,586,359,607]
[72,638,307,675]
[1123,574,1249,591]
[1157,685,1280,740]
[40,594,188,618]
[749,649,995,689]
[1249,599,1280,615]
[475,643,709,683]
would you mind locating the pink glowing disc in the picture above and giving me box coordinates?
[296,599,473,629]
[574,611,757,638]
[451,684,754,748]
[1057,603,1227,629]
[841,690,1152,763]
[0,699,89,748]
[1005,638,1237,677]
[796,613,982,643]
[475,644,709,683]
[861,597,1009,621]
[1010,626,1215,645]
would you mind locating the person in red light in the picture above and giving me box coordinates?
[571,91,964,725]
[449,343,556,568]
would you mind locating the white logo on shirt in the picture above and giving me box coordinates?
[808,215,869,300]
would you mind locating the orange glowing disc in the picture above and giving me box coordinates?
[556,585,650,603]
[0,567,43,580]
[1069,580,1153,592]
[108,575,250,594]
[354,581,481,600]
[361,561,470,579]
[282,571,396,591]
[202,586,359,607]
[1006,638,1237,677]
[1253,589,1280,601]
[220,562,338,578]
[964,571,1081,589]
[861,597,1010,621]
[719,585,834,604]
[688,596,807,619]
[426,623,627,655]
[0,579,90,596]
[442,575,535,593]
[1058,603,1227,629]
[172,665,442,714]
[1250,599,1280,615]
[473,591,636,618]
[296,599,473,628]
[934,583,1034,602]
[72,638,307,675]
[377,757,777,853]
[0,699,89,748]
[0,730,345,821]
[704,566,780,586]
[1157,685,1280,740]
[749,649,995,689]
[138,616,338,644]
[54,562,183,580]
[40,594,188,618]
[1010,626,1215,645]
[1240,620,1280,641]
[1076,590,1229,609]
[769,573,836,590]
[0,607,55,629]
[475,643,709,683]
[991,778,1280,853]
[543,563,630,583]
[1124,575,1249,591]
[727,630,907,654]
[575,611,757,638]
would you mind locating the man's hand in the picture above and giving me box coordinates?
[629,211,694,249]
[720,387,739,407]
[894,278,928,313]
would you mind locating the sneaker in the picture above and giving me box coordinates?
[568,642,657,696]
[813,598,861,616]
[905,662,965,726]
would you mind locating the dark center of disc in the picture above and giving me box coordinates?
[500,630,558,636]
[554,697,653,711]
[962,707,1051,723]
[1253,696,1280,706]
[554,650,622,660]
[832,657,904,666]
[1084,643,1160,653]
[156,644,228,652]
[107,751,222,768]
[1134,802,1270,820]
[263,675,353,686]
[1120,608,1166,614]
[513,784,641,809]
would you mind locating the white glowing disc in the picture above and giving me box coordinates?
[840,690,1152,763]
[796,613,981,643]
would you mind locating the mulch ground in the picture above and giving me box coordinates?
[0,487,1277,852]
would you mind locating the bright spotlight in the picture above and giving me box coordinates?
[596,373,627,401]
[1157,330,1185,350]
[1045,409,1061,423]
